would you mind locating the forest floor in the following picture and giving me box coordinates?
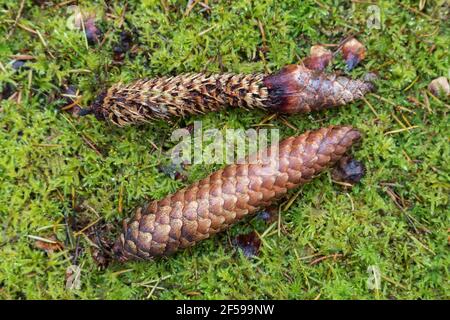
[0,0,448,299]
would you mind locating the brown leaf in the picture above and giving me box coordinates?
[232,231,261,258]
[342,38,366,70]
[332,156,365,185]
[34,236,64,254]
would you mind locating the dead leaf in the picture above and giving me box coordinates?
[332,156,365,185]
[342,38,366,70]
[34,236,64,254]
[232,231,261,258]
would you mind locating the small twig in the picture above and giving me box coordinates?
[260,222,277,239]
[111,269,134,276]
[401,113,412,127]
[362,96,379,117]
[283,188,303,212]
[310,253,343,265]
[279,116,298,131]
[61,97,82,111]
[79,12,90,50]
[381,274,407,290]
[118,184,124,214]
[403,76,420,92]
[399,2,437,21]
[425,90,450,109]
[7,0,26,38]
[345,193,355,211]
[422,90,432,113]
[27,235,58,244]
[72,236,81,265]
[277,206,282,237]
[384,187,421,234]
[81,135,104,157]
[257,19,267,48]
[73,217,102,237]
[391,113,408,130]
[184,0,200,17]
[53,0,77,8]
[384,126,419,135]
[147,279,163,299]
[198,25,216,36]
[407,233,436,255]
[332,180,354,187]
[253,113,277,127]
[79,232,100,249]
[10,54,36,61]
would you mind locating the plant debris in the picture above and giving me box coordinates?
[257,206,279,224]
[72,8,102,45]
[11,59,28,71]
[91,247,110,268]
[428,76,449,97]
[232,231,261,258]
[113,30,135,62]
[332,156,365,185]
[342,38,366,70]
[66,204,114,268]
[59,85,83,116]
[303,45,332,71]
[34,235,64,254]
[0,83,15,100]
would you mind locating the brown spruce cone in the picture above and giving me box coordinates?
[113,125,362,261]
[92,65,375,126]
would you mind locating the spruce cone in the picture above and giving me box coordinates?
[92,65,374,126]
[113,126,362,261]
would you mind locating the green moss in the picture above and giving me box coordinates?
[0,0,448,299]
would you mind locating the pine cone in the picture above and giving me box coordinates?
[113,125,361,261]
[92,66,374,126]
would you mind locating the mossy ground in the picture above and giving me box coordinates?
[0,0,449,299]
